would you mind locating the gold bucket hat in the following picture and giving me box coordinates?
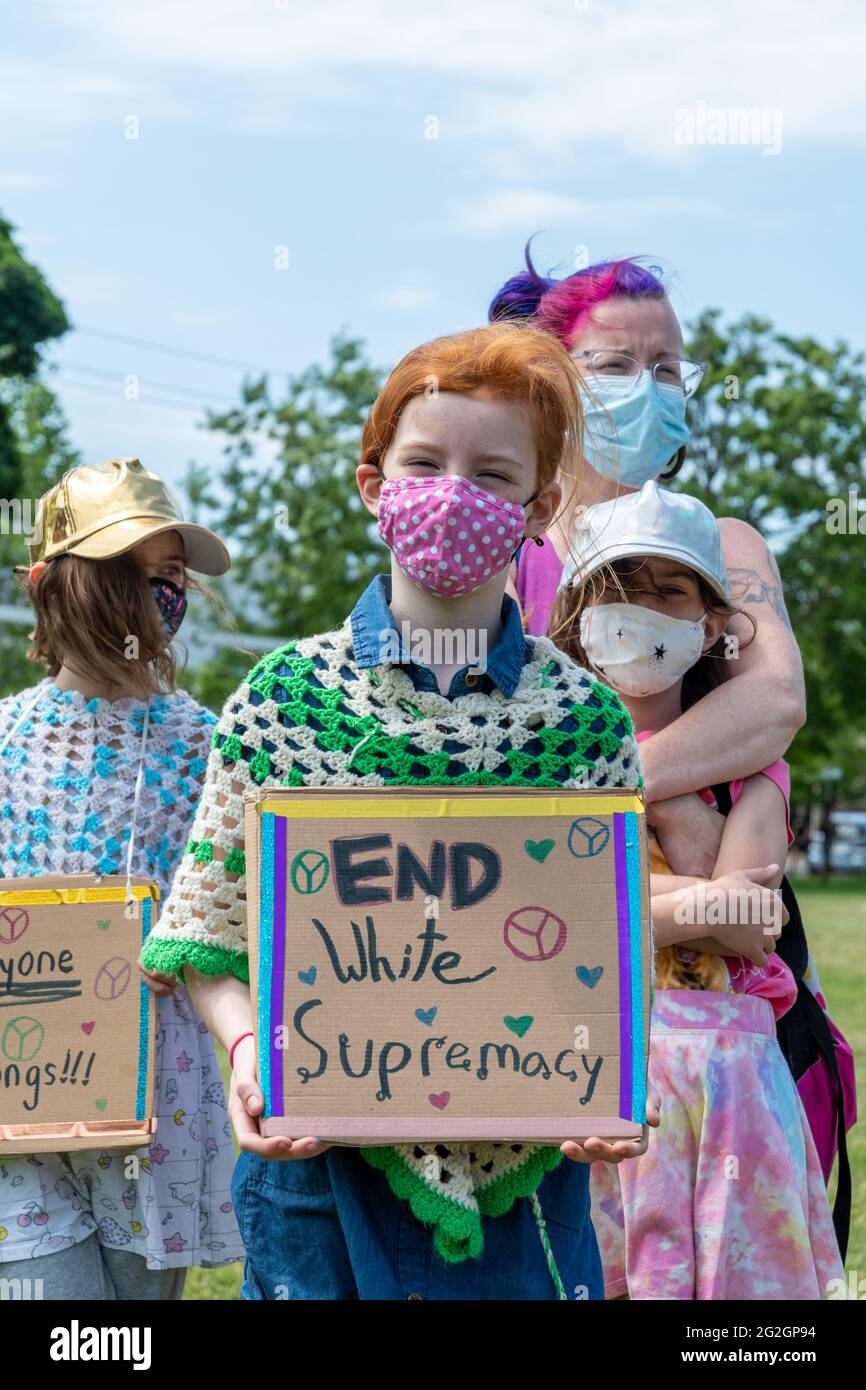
[29,456,230,575]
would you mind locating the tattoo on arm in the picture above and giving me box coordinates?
[726,564,793,631]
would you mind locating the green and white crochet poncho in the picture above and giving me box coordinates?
[142,622,641,1262]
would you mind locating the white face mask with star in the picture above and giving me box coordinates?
[579,601,707,698]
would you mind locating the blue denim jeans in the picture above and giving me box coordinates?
[231,1147,603,1300]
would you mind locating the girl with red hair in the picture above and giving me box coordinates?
[141,323,659,1301]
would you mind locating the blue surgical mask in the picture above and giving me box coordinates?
[582,372,690,486]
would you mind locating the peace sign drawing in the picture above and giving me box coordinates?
[290,849,330,895]
[0,906,29,945]
[567,817,610,859]
[93,956,132,1002]
[503,905,567,962]
[2,1015,44,1063]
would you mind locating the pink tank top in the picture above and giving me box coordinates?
[514,538,564,636]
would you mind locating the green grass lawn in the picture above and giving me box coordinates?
[788,875,865,1281]
[183,875,864,1300]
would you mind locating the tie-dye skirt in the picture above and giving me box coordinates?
[590,989,844,1300]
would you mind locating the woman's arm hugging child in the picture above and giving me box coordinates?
[141,322,658,1301]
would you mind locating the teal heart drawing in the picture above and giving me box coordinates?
[96,919,111,931]
[503,1014,534,1038]
[298,966,317,986]
[94,1099,108,1112]
[415,1007,437,1026]
[576,965,604,989]
[524,838,556,863]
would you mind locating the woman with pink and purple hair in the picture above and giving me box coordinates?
[487,246,855,1282]
[489,247,805,868]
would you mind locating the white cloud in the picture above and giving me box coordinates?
[30,0,863,162]
[453,189,723,235]
[164,309,228,331]
[370,286,435,310]
[0,172,53,193]
[59,265,161,317]
[0,65,197,138]
[1,0,861,167]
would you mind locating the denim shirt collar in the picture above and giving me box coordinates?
[348,574,531,698]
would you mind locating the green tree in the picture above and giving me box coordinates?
[0,216,73,696]
[0,375,80,695]
[681,311,866,822]
[193,314,866,844]
[0,216,69,498]
[181,332,385,706]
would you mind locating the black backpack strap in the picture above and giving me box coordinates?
[710,780,849,1257]
[788,984,852,1261]
[709,781,808,978]
[776,876,810,981]
[711,780,733,815]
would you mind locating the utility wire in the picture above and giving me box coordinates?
[59,377,226,415]
[74,324,281,378]
[54,360,236,406]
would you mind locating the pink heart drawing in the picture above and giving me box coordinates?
[428,1091,450,1110]
[81,1021,96,1035]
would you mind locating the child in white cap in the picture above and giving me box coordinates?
[550,481,842,1300]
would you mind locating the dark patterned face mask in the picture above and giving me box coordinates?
[149,576,188,636]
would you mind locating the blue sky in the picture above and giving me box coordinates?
[1,0,864,488]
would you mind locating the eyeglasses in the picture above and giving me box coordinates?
[574,350,706,399]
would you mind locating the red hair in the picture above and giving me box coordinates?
[360,322,584,490]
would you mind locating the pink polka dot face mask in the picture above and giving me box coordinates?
[377,476,533,596]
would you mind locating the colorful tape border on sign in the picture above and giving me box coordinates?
[613,810,647,1124]
[0,885,160,906]
[138,894,153,1121]
[0,881,158,1127]
[257,812,274,1115]
[258,812,290,1118]
[257,798,647,1125]
[257,794,642,819]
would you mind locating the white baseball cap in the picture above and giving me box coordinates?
[561,481,731,602]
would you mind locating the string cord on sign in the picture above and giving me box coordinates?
[0,681,152,904]
[125,702,151,905]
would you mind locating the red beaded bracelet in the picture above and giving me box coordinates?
[229,1031,254,1069]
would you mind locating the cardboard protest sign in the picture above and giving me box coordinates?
[246,786,651,1144]
[0,875,158,1153]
